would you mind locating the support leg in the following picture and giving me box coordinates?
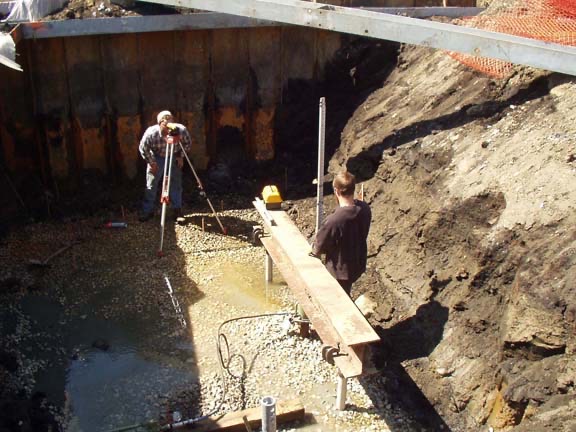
[265,252,273,282]
[336,374,347,410]
[296,304,310,338]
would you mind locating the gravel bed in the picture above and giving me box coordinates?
[0,204,398,431]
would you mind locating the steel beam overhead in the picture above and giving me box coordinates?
[17,13,276,39]
[364,7,484,18]
[13,7,482,40]
[141,0,576,76]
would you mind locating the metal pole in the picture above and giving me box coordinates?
[336,374,347,410]
[315,97,326,234]
[265,252,273,282]
[261,396,277,432]
[158,140,175,256]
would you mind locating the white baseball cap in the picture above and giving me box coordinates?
[157,110,172,124]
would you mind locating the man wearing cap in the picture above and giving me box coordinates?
[138,110,192,222]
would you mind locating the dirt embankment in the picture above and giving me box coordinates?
[44,0,182,20]
[328,44,576,430]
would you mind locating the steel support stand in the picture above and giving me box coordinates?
[336,374,347,410]
[296,304,310,338]
[261,396,277,432]
[265,251,273,282]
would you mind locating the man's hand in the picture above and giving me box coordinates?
[176,157,184,169]
[308,251,320,258]
[149,162,158,175]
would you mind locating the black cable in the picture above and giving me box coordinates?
[158,311,292,431]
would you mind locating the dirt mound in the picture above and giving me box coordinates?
[325,43,576,430]
[44,0,183,20]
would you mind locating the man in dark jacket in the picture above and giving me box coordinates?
[312,170,371,295]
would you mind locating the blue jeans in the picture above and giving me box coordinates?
[142,156,182,215]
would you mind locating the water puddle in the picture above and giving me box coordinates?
[217,262,287,311]
[15,293,198,432]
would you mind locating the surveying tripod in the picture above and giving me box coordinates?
[157,130,178,256]
[157,125,227,257]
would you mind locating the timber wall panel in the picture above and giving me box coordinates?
[3,19,425,183]
[247,27,281,160]
[0,39,36,174]
[30,38,70,179]
[174,30,209,169]
[101,33,142,179]
[64,35,107,174]
[139,32,177,127]
[316,30,343,81]
[281,27,317,82]
[210,28,249,164]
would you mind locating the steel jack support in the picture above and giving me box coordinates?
[336,374,347,410]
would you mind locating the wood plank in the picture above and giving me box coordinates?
[100,33,141,179]
[261,236,362,378]
[190,398,304,432]
[174,30,210,169]
[247,27,280,160]
[139,32,176,123]
[64,35,107,173]
[264,207,380,347]
[31,38,70,179]
[211,28,249,164]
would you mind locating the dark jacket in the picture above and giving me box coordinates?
[313,200,371,283]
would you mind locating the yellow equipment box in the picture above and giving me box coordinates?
[262,185,283,209]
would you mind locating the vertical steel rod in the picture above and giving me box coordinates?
[336,374,347,410]
[315,97,326,235]
[261,396,277,432]
[265,252,273,282]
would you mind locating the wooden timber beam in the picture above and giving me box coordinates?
[142,0,576,77]
[253,199,380,379]
[191,398,304,431]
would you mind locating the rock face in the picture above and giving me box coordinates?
[330,41,576,431]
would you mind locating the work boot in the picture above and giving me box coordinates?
[173,208,185,225]
[138,212,153,222]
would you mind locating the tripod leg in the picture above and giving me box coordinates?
[177,142,227,235]
[158,143,175,256]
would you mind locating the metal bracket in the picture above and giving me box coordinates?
[322,344,347,365]
[251,225,265,246]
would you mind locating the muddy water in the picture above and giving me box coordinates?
[15,261,283,432]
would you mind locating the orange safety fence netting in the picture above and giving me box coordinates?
[448,0,576,78]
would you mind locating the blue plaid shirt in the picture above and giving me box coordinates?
[139,123,192,165]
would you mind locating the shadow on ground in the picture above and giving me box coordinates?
[359,301,451,431]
